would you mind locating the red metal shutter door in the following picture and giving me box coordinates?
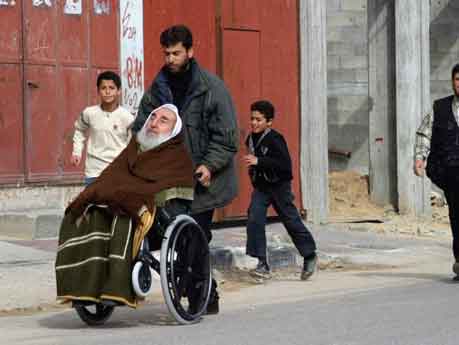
[0,2,24,184]
[221,29,261,219]
[23,1,60,182]
[58,0,90,180]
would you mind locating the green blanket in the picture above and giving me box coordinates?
[55,206,137,307]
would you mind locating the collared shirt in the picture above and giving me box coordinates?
[414,96,459,161]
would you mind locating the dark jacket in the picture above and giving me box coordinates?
[133,59,239,213]
[427,95,459,190]
[245,129,293,191]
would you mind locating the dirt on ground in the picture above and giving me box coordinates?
[329,171,384,220]
[328,171,450,237]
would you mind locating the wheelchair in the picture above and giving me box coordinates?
[73,206,212,326]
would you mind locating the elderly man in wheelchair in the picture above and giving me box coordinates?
[55,104,211,325]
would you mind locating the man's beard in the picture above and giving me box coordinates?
[167,58,190,74]
[137,130,170,152]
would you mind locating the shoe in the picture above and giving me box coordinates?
[301,254,318,281]
[453,262,459,275]
[206,296,219,315]
[206,288,219,315]
[250,261,272,279]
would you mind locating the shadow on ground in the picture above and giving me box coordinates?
[38,302,180,330]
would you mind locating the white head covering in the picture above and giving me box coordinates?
[136,103,183,152]
[139,103,182,140]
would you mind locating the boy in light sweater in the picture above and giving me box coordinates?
[71,71,134,185]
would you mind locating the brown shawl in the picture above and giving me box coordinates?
[68,133,194,223]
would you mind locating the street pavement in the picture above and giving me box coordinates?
[2,259,459,345]
[0,221,454,313]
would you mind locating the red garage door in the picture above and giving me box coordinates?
[0,0,119,184]
[142,0,300,220]
[219,0,301,220]
[0,2,24,184]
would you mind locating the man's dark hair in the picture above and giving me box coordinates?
[452,64,459,80]
[160,25,193,50]
[97,71,121,89]
[251,100,275,121]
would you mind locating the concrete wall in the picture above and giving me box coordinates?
[327,0,459,173]
[326,0,369,173]
[0,185,82,239]
[0,186,82,213]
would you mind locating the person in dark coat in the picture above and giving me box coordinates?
[243,100,317,280]
[415,63,459,280]
[132,25,239,314]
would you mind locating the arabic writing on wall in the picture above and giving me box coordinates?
[120,0,144,114]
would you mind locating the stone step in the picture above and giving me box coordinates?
[0,210,63,240]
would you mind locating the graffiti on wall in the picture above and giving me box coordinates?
[94,0,109,15]
[64,0,82,15]
[120,0,144,114]
[33,0,52,7]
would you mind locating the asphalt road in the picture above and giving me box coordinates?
[2,264,459,345]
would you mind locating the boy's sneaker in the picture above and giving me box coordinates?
[250,261,272,279]
[301,254,318,281]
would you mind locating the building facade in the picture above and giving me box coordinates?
[0,0,301,223]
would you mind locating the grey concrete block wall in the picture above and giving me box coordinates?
[0,185,82,213]
[326,0,459,174]
[0,185,82,239]
[326,0,369,173]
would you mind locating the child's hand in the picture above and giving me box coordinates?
[243,154,258,166]
[70,155,81,166]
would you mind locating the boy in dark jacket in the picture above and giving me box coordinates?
[243,100,317,280]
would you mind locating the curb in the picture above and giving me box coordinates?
[209,245,398,273]
[0,213,63,240]
[210,245,303,272]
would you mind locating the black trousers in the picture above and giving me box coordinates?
[192,209,215,243]
[246,181,316,260]
[192,209,218,300]
[443,168,459,261]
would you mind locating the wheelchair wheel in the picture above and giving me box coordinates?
[74,303,114,326]
[132,260,153,298]
[160,215,211,325]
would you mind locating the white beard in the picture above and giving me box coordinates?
[136,130,170,152]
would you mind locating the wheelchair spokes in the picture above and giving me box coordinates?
[160,215,211,324]
[74,214,211,326]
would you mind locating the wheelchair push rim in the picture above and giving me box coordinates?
[160,215,212,325]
